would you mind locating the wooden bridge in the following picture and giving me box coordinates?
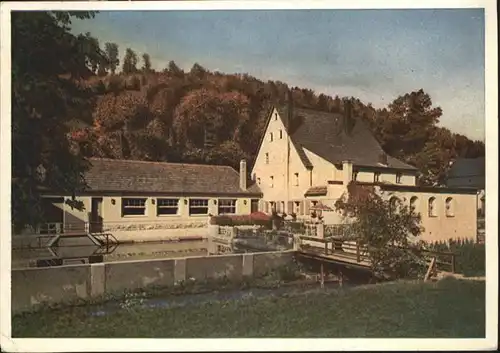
[295,234,457,278]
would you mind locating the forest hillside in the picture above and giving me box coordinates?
[70,52,485,187]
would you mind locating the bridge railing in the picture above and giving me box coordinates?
[297,235,457,272]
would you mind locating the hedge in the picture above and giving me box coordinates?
[426,238,485,277]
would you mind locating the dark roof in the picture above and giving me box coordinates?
[275,106,416,171]
[304,186,328,196]
[448,157,485,178]
[82,158,262,196]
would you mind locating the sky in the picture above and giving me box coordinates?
[71,9,485,141]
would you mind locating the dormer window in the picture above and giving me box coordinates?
[279,130,283,139]
[270,132,273,142]
[374,172,381,183]
[396,173,402,184]
[274,112,278,120]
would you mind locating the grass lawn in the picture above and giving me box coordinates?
[12,277,485,338]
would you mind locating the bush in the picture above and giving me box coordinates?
[426,238,485,277]
[210,213,272,228]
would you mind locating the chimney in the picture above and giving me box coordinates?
[239,159,247,190]
[342,160,353,185]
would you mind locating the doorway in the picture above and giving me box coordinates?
[90,197,103,233]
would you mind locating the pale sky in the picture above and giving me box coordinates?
[72,9,485,141]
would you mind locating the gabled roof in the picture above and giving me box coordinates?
[448,157,485,178]
[82,158,262,196]
[286,107,417,171]
[446,157,485,189]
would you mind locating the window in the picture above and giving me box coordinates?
[156,198,179,216]
[353,171,359,181]
[122,198,147,216]
[257,177,261,185]
[270,132,273,142]
[281,201,285,214]
[274,112,278,120]
[189,199,209,215]
[294,173,299,186]
[445,197,454,217]
[265,153,269,164]
[396,173,402,184]
[428,197,437,217]
[294,201,302,215]
[218,199,236,214]
[374,172,381,183]
[279,130,283,139]
[270,201,276,212]
[389,197,400,214]
[270,176,274,188]
[410,196,418,213]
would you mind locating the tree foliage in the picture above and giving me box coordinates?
[11,11,102,231]
[142,53,152,73]
[68,64,484,185]
[364,89,484,185]
[104,42,119,74]
[334,182,426,279]
[122,48,138,74]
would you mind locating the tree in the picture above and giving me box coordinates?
[11,11,102,232]
[334,182,426,279]
[142,53,152,73]
[189,62,207,80]
[165,60,184,78]
[104,42,119,74]
[173,88,250,150]
[122,48,138,74]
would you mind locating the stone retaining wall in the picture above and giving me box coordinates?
[11,250,295,313]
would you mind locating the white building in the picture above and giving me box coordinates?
[251,101,479,243]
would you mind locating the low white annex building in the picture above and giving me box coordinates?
[251,100,479,243]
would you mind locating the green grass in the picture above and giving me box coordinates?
[12,278,485,338]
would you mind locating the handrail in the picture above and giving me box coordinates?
[297,234,457,272]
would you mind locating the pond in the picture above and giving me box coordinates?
[11,239,209,269]
[11,232,294,269]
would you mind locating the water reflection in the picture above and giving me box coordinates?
[12,239,209,269]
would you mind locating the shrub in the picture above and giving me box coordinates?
[334,182,426,280]
[210,213,272,228]
[425,238,485,277]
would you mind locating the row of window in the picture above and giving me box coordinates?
[390,196,455,217]
[269,130,284,142]
[121,198,237,217]
[261,197,456,219]
[255,170,405,187]
[256,174,301,188]
[352,171,403,184]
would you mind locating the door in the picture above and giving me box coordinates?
[251,199,259,213]
[90,197,103,233]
